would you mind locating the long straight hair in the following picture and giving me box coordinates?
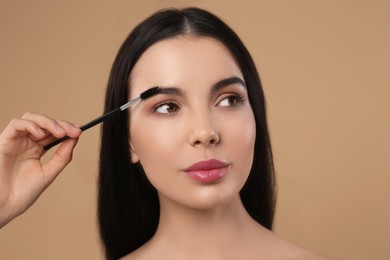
[98,7,275,259]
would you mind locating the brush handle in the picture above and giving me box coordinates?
[43,107,121,150]
[43,87,159,150]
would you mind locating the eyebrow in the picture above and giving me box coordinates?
[154,86,185,97]
[211,76,246,94]
[154,76,246,97]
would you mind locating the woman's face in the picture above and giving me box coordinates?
[128,36,256,209]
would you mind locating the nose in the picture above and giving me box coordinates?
[188,111,220,147]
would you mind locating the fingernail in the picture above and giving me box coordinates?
[37,128,45,136]
[70,124,81,133]
[55,123,65,134]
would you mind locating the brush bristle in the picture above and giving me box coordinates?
[140,86,160,100]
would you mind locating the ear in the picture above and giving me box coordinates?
[129,140,140,164]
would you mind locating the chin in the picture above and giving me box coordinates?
[178,185,242,210]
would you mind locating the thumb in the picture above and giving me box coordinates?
[41,138,79,187]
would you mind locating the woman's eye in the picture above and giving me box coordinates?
[217,94,244,107]
[153,102,180,114]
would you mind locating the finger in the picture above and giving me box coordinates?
[41,137,79,187]
[21,112,82,140]
[1,118,46,142]
[56,120,82,138]
[38,121,82,149]
[20,112,67,139]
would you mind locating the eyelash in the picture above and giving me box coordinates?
[217,93,245,108]
[152,93,246,115]
[152,101,180,115]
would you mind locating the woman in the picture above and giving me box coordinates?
[0,7,331,259]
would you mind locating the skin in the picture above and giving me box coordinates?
[129,36,256,211]
[125,36,333,259]
[0,112,81,228]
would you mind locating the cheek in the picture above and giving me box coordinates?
[130,119,183,179]
[222,111,256,173]
[230,115,256,148]
[225,109,256,143]
[131,122,177,161]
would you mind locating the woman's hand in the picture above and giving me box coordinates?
[0,112,81,228]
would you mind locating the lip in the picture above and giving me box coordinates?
[183,159,229,183]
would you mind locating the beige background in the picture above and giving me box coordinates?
[0,0,389,259]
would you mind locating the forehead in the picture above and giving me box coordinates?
[129,36,243,93]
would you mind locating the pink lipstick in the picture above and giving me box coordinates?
[183,159,229,183]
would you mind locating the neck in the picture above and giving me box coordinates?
[151,194,263,258]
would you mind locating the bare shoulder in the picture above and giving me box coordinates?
[254,226,339,259]
[120,239,159,260]
[120,248,145,260]
[121,224,340,260]
[120,251,139,260]
[120,247,146,260]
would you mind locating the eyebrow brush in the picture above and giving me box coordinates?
[44,86,160,150]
